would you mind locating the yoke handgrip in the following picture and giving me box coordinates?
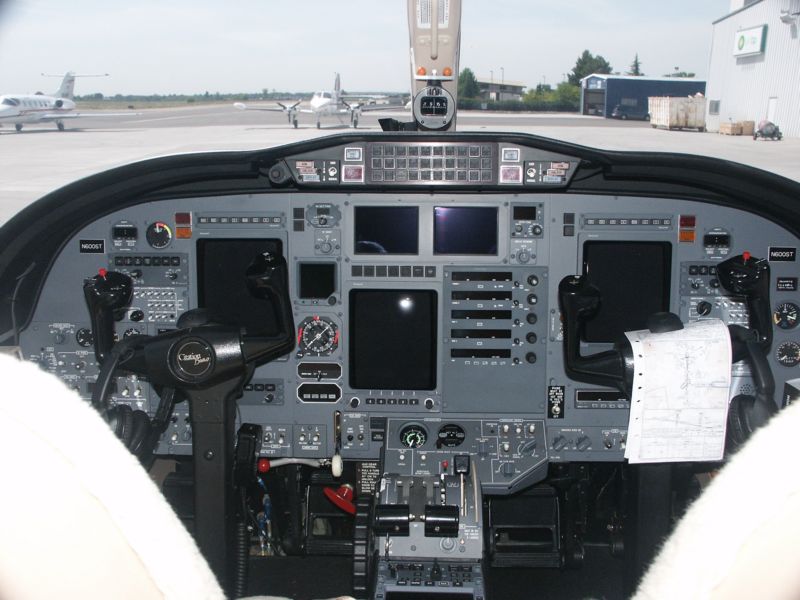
[82,270,133,363]
[717,253,772,350]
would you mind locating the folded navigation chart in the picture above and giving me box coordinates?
[624,319,732,464]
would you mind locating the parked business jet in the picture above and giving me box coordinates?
[234,72,402,128]
[0,72,129,132]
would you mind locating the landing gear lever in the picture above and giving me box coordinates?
[82,269,133,363]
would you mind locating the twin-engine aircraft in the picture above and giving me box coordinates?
[0,72,130,132]
[234,72,403,128]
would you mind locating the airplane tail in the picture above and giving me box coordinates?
[334,72,341,96]
[55,72,76,99]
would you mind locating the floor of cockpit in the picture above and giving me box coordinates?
[245,549,625,600]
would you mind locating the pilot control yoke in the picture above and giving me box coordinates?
[558,252,777,448]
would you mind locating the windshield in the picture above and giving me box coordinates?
[0,0,798,225]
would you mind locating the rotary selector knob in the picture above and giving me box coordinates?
[552,435,567,451]
[576,436,591,451]
[696,301,713,316]
[319,241,333,254]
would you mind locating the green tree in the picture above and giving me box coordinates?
[553,81,580,106]
[568,50,613,85]
[628,53,644,76]
[458,67,480,98]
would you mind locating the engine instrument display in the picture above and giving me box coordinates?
[354,206,419,255]
[433,206,498,255]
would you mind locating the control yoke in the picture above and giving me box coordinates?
[559,252,777,445]
[82,269,133,363]
[558,275,634,397]
[716,252,772,351]
[559,253,775,396]
[83,252,295,594]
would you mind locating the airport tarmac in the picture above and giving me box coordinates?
[1,104,798,226]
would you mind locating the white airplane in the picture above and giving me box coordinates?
[0,72,129,132]
[234,73,402,129]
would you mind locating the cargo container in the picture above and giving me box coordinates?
[648,96,707,131]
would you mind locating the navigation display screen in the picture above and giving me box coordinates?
[582,241,672,343]
[434,206,498,255]
[197,239,283,335]
[349,290,437,390]
[354,206,419,254]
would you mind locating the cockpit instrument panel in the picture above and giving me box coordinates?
[12,137,800,496]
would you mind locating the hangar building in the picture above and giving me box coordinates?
[705,0,800,137]
[579,75,706,118]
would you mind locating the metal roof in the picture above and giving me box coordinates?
[581,74,706,83]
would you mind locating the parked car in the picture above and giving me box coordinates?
[611,104,650,120]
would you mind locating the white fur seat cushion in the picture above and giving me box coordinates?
[634,400,800,599]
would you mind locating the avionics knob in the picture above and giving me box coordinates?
[349,397,360,408]
[130,309,144,322]
[526,332,538,344]
[525,352,537,364]
[696,301,713,316]
[532,225,543,236]
[527,293,538,305]
[552,435,567,451]
[319,242,333,254]
[517,251,531,264]
[576,436,591,451]
[526,313,538,325]
[527,275,539,286]
[424,398,435,410]
[501,442,511,453]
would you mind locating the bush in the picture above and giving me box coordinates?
[458,98,578,112]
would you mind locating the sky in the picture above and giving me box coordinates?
[0,0,731,96]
